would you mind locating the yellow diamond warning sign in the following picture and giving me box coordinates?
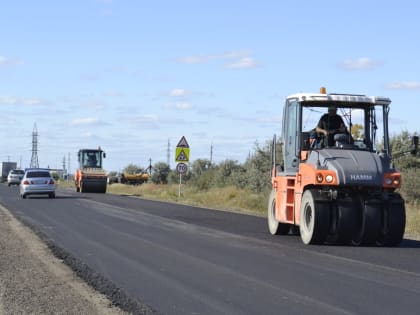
[175,147,190,162]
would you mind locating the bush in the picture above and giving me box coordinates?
[151,162,171,184]
[211,160,244,187]
[189,167,216,191]
[240,140,273,193]
[123,163,144,174]
[400,169,420,203]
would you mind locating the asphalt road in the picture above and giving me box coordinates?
[1,184,420,315]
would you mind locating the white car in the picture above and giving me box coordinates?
[20,169,56,198]
[7,169,25,186]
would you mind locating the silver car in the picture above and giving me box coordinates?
[20,169,56,198]
[7,169,25,186]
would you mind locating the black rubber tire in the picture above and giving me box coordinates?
[377,194,406,247]
[299,189,330,245]
[21,193,26,199]
[352,198,382,246]
[49,192,56,198]
[267,190,291,235]
[326,198,357,245]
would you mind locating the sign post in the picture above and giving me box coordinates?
[175,136,190,198]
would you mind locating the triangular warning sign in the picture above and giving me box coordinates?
[176,149,188,161]
[176,136,189,148]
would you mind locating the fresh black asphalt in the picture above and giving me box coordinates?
[1,184,420,315]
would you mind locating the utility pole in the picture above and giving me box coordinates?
[68,153,71,179]
[148,158,152,174]
[30,123,39,168]
[167,139,170,168]
[210,142,213,164]
[62,155,66,174]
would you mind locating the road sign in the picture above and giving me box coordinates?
[175,147,190,162]
[176,162,188,174]
[175,136,190,162]
[176,136,189,148]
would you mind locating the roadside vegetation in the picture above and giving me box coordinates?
[64,131,420,236]
[391,131,420,236]
[107,183,267,216]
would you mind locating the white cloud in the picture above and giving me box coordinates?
[164,102,193,110]
[0,55,23,67]
[220,51,250,59]
[338,57,382,70]
[169,89,189,97]
[82,100,107,110]
[22,98,44,106]
[177,55,208,64]
[69,118,101,126]
[81,132,93,138]
[384,81,420,90]
[177,50,256,68]
[225,57,259,69]
[174,102,193,110]
[0,96,46,106]
[0,96,19,105]
[138,114,159,121]
[120,114,161,130]
[124,114,159,124]
[103,90,123,97]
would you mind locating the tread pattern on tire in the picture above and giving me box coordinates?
[378,194,405,247]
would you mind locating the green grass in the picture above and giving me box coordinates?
[405,202,420,237]
[106,183,267,216]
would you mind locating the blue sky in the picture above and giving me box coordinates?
[1,0,419,173]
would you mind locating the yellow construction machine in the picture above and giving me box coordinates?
[75,147,107,193]
[120,168,150,185]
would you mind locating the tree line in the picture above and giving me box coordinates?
[119,131,419,204]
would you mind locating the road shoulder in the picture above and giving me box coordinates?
[0,204,127,315]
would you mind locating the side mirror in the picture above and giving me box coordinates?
[103,152,106,158]
[411,136,419,155]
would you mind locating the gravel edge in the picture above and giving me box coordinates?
[0,205,160,315]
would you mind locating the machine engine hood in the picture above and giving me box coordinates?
[309,149,391,186]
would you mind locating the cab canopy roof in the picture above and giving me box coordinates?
[286,92,391,107]
[78,148,104,153]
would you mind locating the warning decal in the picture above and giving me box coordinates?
[175,148,190,162]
